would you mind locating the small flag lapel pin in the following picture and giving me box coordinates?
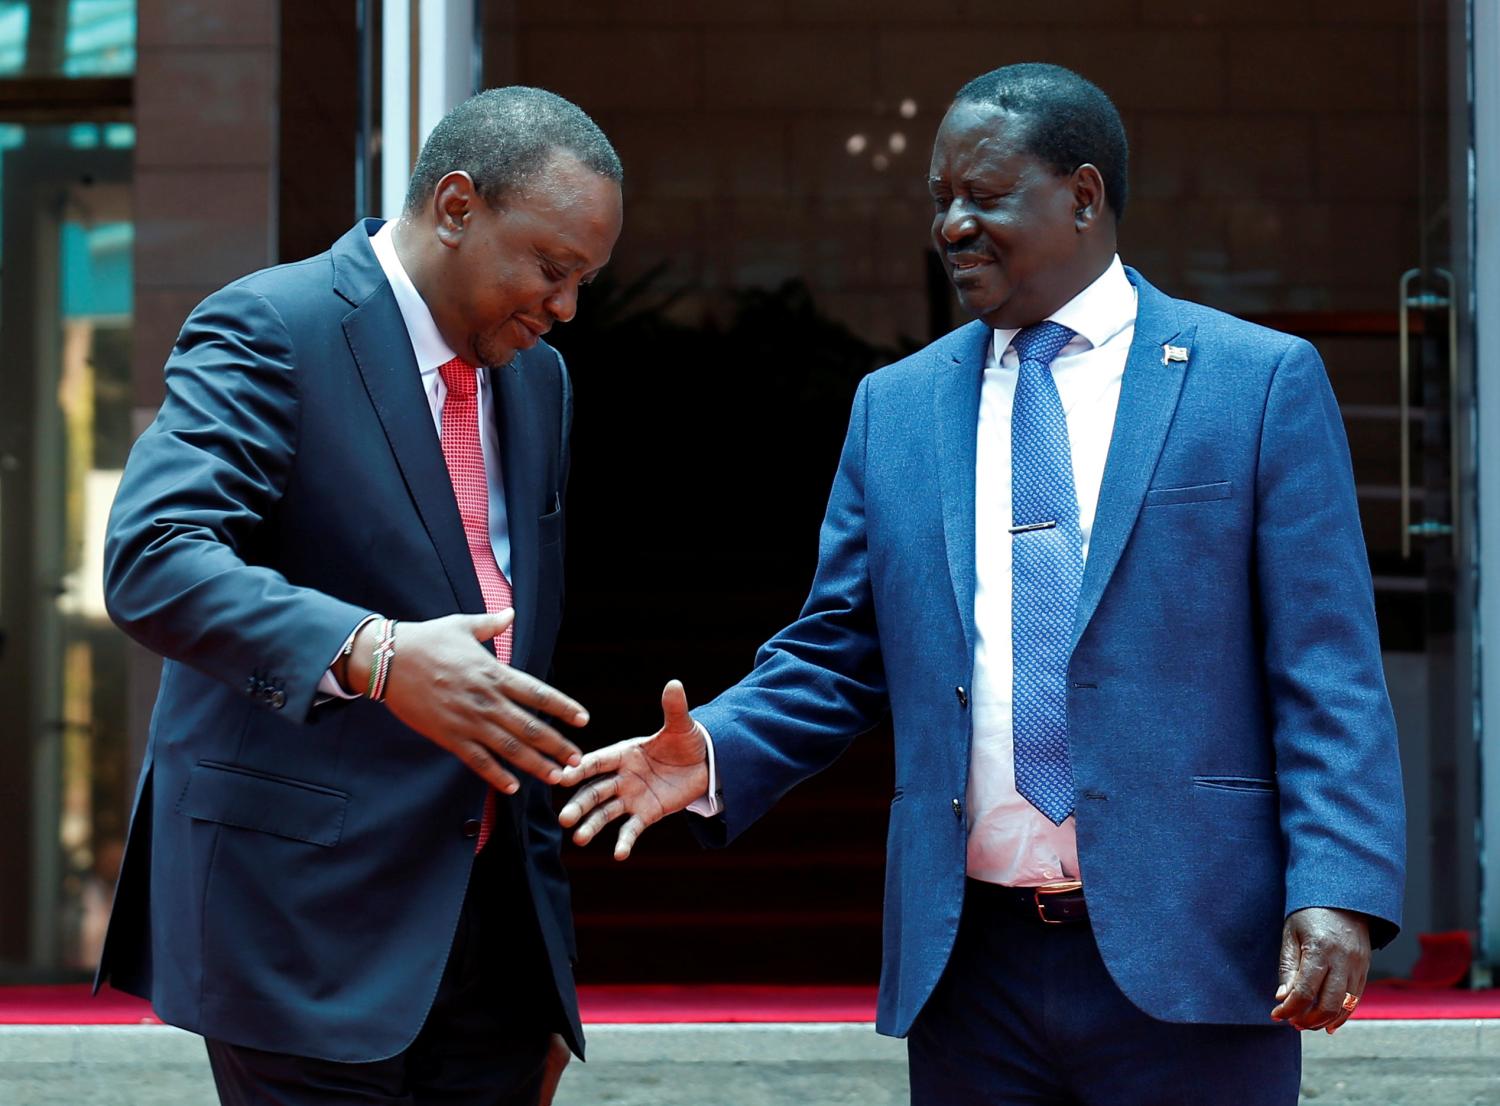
[1162,344,1189,365]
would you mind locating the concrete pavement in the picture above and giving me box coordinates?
[2,1020,1497,1105]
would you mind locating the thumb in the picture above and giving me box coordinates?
[466,607,516,642]
[660,679,693,732]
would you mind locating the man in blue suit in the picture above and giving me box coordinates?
[559,64,1405,1103]
[99,88,621,1104]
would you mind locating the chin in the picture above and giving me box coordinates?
[474,340,518,368]
[955,285,1008,326]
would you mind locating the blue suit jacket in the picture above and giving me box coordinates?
[695,268,1405,1036]
[97,221,583,1062]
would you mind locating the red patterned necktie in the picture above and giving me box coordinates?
[437,356,513,852]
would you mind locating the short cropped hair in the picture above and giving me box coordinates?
[404,86,622,214]
[954,63,1129,221]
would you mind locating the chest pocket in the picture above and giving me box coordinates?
[1143,480,1232,507]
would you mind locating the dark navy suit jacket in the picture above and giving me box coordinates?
[695,268,1406,1037]
[97,220,582,1063]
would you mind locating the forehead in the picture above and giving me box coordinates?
[929,101,1034,179]
[493,155,622,252]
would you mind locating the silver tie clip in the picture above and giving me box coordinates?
[1009,520,1057,534]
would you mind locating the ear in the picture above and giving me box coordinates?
[1070,164,1107,230]
[432,171,479,248]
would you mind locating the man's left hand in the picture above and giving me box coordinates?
[1271,907,1371,1033]
[535,1033,570,1106]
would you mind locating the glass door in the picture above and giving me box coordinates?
[0,128,133,978]
[1358,0,1476,978]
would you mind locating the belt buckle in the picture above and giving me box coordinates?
[1033,879,1083,925]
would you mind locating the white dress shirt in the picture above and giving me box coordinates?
[690,257,1137,890]
[967,255,1135,885]
[317,221,513,697]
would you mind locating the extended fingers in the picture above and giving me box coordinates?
[614,815,648,861]
[557,743,634,788]
[456,740,522,796]
[493,680,585,753]
[559,776,621,829]
[571,798,628,847]
[498,668,590,729]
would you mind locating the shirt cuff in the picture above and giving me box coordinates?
[316,667,360,701]
[316,615,379,702]
[686,722,722,817]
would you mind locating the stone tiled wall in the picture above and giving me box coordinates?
[503,0,1432,345]
[132,0,279,410]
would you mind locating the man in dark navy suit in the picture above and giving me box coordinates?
[98,87,622,1105]
[559,64,1405,1104]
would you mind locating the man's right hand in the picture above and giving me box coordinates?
[348,610,587,794]
[557,680,710,860]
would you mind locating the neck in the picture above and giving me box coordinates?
[390,216,430,298]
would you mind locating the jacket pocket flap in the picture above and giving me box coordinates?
[1192,775,1276,793]
[177,761,348,847]
[1144,480,1232,507]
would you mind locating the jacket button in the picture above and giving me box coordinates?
[462,819,481,839]
[955,686,968,708]
[269,689,287,710]
[952,798,963,819]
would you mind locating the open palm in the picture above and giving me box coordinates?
[557,680,710,860]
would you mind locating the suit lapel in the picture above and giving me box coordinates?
[934,321,992,663]
[1070,268,1192,651]
[335,222,487,618]
[493,359,544,671]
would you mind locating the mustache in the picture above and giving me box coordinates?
[945,246,995,264]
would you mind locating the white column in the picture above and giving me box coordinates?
[382,0,476,220]
[1476,0,1500,967]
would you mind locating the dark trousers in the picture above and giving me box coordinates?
[908,882,1301,1106]
[206,833,563,1106]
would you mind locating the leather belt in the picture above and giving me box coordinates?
[965,877,1088,926]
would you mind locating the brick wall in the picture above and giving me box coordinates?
[133,0,280,412]
[504,0,1432,344]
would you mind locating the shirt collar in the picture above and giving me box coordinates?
[370,220,464,382]
[990,254,1135,367]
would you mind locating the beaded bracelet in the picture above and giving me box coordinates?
[367,618,398,701]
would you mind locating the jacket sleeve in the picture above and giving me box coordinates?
[1254,338,1406,947]
[103,283,370,722]
[692,374,889,845]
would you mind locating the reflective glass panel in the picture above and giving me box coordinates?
[0,1,133,78]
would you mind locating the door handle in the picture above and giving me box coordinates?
[1434,267,1459,559]
[1398,267,1459,558]
[1398,268,1418,559]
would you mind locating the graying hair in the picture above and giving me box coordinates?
[403,86,622,213]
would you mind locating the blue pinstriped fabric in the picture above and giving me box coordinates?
[1009,321,1082,825]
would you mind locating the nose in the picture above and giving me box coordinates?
[937,200,977,245]
[545,281,579,324]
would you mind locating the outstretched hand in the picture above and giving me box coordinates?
[348,610,588,795]
[557,680,710,860]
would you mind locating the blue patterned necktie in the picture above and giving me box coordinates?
[1009,321,1082,825]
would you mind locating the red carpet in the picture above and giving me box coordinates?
[3,984,1500,1025]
